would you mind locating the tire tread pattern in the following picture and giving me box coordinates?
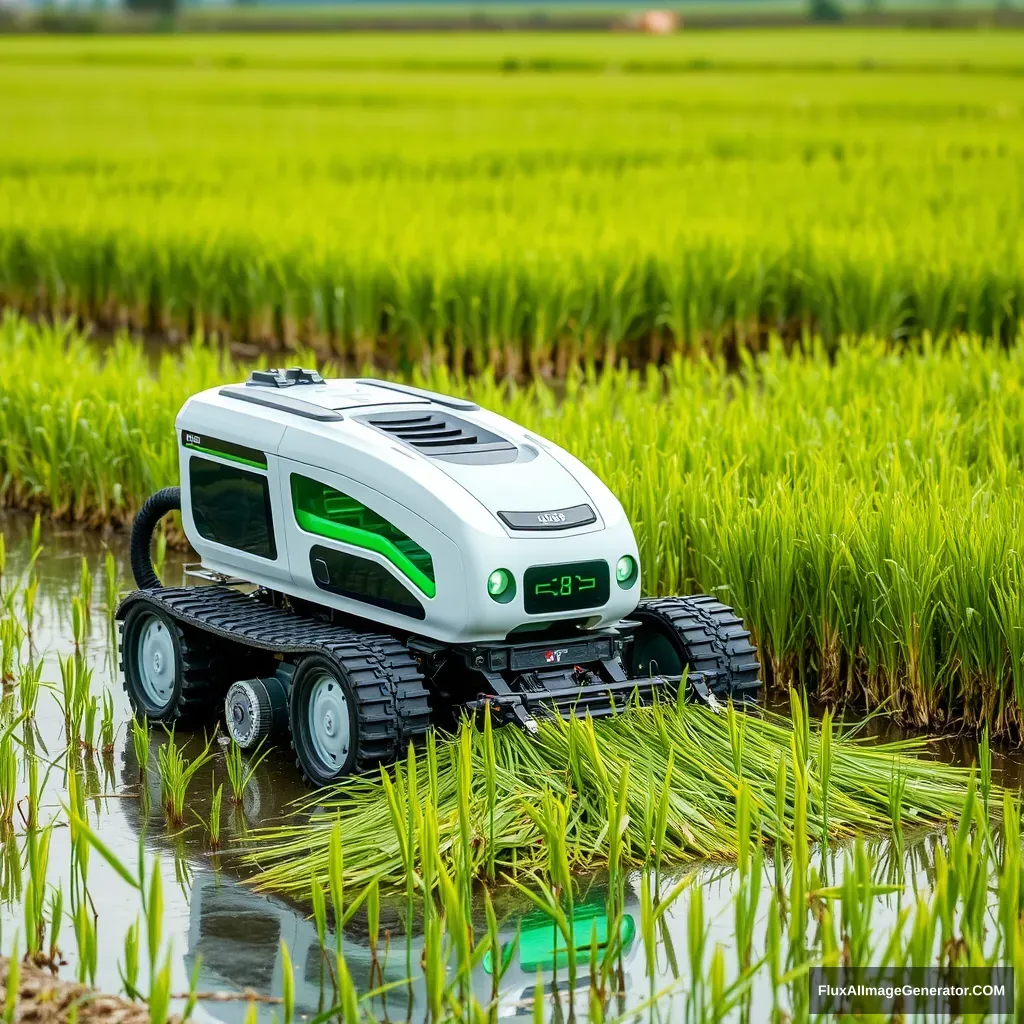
[634,594,761,702]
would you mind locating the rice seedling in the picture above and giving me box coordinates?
[20,576,37,644]
[0,618,22,688]
[77,556,92,618]
[0,748,14,835]
[80,695,99,754]
[46,888,62,969]
[156,728,216,827]
[131,714,150,783]
[17,659,41,720]
[22,824,51,959]
[22,743,42,832]
[119,919,141,1001]
[70,596,85,651]
[27,517,41,574]
[224,737,270,807]
[59,652,92,746]
[148,956,172,1024]
[204,782,224,851]
[99,691,116,756]
[104,551,120,621]
[280,940,295,1024]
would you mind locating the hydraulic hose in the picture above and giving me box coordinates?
[129,486,181,590]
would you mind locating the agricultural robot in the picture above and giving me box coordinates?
[118,369,761,786]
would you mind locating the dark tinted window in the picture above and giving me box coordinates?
[189,456,277,560]
[309,545,424,620]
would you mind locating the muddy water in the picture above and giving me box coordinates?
[0,511,1006,1023]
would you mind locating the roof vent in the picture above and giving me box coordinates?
[247,367,324,388]
[359,411,517,464]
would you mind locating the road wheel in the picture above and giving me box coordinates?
[120,603,225,726]
[288,654,359,787]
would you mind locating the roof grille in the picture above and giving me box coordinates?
[360,411,517,463]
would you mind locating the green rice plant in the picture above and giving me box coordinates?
[18,659,42,719]
[28,516,41,573]
[224,738,271,806]
[73,898,97,986]
[20,573,37,641]
[81,695,99,754]
[157,728,216,827]
[205,784,224,851]
[100,691,115,756]
[23,824,52,959]
[47,887,63,968]
[71,596,85,651]
[309,870,327,959]
[104,551,120,621]
[131,715,150,783]
[817,709,835,852]
[0,827,18,916]
[0,617,22,686]
[0,722,17,832]
[24,745,41,832]
[889,765,908,863]
[60,654,92,746]
[78,557,92,618]
[119,918,141,1000]
[979,726,992,815]
[148,956,172,1024]
[280,940,294,1024]
[0,535,5,599]
[733,784,761,977]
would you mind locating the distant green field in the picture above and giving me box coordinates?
[1,29,1022,371]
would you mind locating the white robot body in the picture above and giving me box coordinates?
[175,374,640,644]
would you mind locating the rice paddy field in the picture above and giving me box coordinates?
[0,512,1022,1023]
[3,23,1024,1024]
[1,30,1023,371]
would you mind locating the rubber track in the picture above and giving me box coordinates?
[117,587,432,772]
[635,594,761,702]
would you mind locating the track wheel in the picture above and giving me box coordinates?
[288,654,362,787]
[120,603,227,726]
[628,594,761,704]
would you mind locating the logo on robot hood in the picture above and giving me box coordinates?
[545,649,569,663]
[536,512,567,524]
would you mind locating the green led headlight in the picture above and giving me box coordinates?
[615,555,638,588]
[487,568,515,603]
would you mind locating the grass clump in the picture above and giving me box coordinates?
[248,694,982,897]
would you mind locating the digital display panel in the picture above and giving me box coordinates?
[523,560,610,615]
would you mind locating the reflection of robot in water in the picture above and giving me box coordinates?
[183,870,646,1023]
[119,731,647,1022]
